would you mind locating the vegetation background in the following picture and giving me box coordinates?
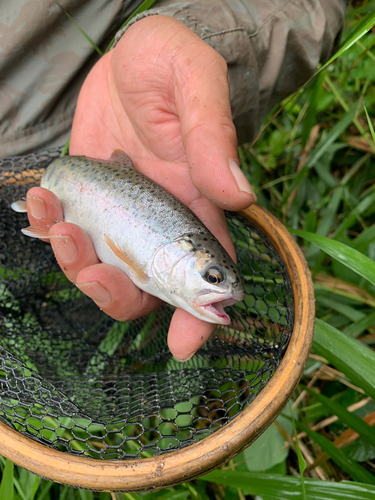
[1,0,375,498]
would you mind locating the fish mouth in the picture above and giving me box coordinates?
[194,295,241,325]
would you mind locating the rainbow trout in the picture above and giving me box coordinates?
[12,151,245,324]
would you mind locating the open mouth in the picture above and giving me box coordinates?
[196,297,239,325]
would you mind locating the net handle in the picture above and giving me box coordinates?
[0,204,315,491]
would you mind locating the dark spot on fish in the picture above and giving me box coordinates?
[203,238,208,241]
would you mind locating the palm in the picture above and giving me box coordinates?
[71,53,198,208]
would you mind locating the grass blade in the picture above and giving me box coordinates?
[105,0,158,52]
[301,72,325,147]
[199,470,375,499]
[343,311,375,338]
[290,229,375,287]
[318,11,375,74]
[313,319,375,401]
[280,106,356,208]
[36,481,54,500]
[363,104,375,143]
[0,459,14,500]
[58,3,103,56]
[307,186,344,262]
[60,137,70,157]
[333,190,375,238]
[79,489,94,500]
[305,105,357,168]
[353,224,375,252]
[304,387,375,447]
[294,426,307,500]
[296,421,375,484]
[316,296,366,322]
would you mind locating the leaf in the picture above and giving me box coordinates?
[353,224,375,252]
[363,103,375,143]
[58,3,103,56]
[290,229,375,287]
[319,10,375,74]
[36,480,54,500]
[333,190,375,238]
[243,404,296,472]
[78,489,94,500]
[345,437,375,462]
[305,106,357,169]
[281,107,356,207]
[313,319,375,401]
[305,388,375,447]
[301,72,325,147]
[297,421,375,484]
[343,311,375,338]
[243,423,288,472]
[316,296,366,322]
[105,0,158,52]
[199,470,375,500]
[294,427,307,500]
[0,459,14,500]
[60,137,70,157]
[307,186,345,262]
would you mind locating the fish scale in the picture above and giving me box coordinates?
[45,156,205,240]
[19,152,245,324]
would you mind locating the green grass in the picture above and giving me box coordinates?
[2,0,375,498]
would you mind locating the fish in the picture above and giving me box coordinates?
[12,150,245,325]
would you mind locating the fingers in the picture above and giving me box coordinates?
[168,309,216,362]
[48,222,162,320]
[188,196,236,260]
[172,36,256,210]
[27,187,63,229]
[49,222,100,282]
[75,264,163,321]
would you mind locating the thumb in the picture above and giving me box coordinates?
[175,48,256,211]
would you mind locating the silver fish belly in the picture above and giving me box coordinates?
[35,154,245,324]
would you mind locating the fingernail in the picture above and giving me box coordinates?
[173,352,195,363]
[229,159,257,201]
[50,235,78,264]
[76,282,112,307]
[28,195,47,219]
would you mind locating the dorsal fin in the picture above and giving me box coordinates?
[109,149,133,166]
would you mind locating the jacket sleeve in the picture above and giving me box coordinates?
[114,0,347,144]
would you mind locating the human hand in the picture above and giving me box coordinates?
[27,15,256,361]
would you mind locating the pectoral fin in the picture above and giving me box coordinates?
[11,200,27,213]
[104,235,148,282]
[21,226,50,239]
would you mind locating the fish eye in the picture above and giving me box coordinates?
[204,267,224,285]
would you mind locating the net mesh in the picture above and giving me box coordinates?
[0,148,294,460]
